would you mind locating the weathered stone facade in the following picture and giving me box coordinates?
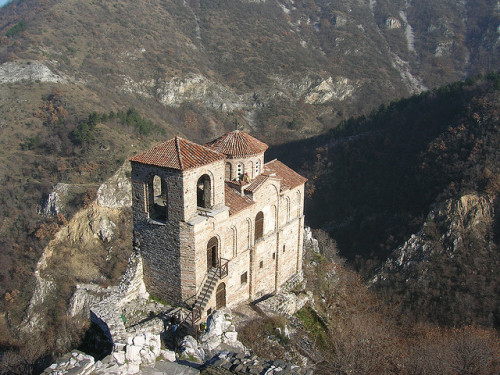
[130,132,306,321]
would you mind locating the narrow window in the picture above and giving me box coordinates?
[259,260,263,269]
[283,244,286,253]
[272,252,276,260]
[237,163,244,179]
[255,160,260,176]
[241,272,248,285]
[255,211,264,240]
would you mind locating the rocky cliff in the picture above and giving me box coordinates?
[373,194,499,327]
[20,163,133,333]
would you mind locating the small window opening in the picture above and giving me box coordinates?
[255,160,260,175]
[283,245,286,253]
[241,272,248,285]
[259,260,263,269]
[237,163,244,179]
[272,252,276,260]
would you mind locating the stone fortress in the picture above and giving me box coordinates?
[130,130,307,323]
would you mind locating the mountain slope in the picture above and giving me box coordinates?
[268,74,500,327]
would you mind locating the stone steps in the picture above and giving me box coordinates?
[192,269,219,318]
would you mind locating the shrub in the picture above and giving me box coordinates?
[5,21,26,38]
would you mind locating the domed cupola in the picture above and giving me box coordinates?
[205,130,268,181]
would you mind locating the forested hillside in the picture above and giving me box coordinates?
[269,73,500,328]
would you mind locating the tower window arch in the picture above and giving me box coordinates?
[197,174,212,209]
[147,174,167,221]
[255,211,264,240]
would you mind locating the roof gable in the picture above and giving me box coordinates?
[264,160,307,191]
[130,136,225,171]
[205,130,268,157]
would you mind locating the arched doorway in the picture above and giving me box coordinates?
[207,237,218,270]
[216,283,226,309]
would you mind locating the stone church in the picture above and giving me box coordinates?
[130,131,306,322]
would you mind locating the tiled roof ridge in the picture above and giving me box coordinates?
[175,136,183,170]
[205,131,268,157]
[130,136,225,171]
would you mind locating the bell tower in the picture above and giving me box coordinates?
[129,136,225,304]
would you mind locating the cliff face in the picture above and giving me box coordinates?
[20,163,133,333]
[373,194,499,327]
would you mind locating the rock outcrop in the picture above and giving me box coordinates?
[373,193,496,279]
[0,61,67,83]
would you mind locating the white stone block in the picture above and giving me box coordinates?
[161,349,176,362]
[127,362,140,374]
[149,336,161,357]
[125,345,142,363]
[133,334,146,346]
[113,351,126,365]
[140,348,156,365]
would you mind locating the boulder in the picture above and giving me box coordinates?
[160,349,177,362]
[125,345,142,363]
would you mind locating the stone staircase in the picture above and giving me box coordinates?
[194,268,219,314]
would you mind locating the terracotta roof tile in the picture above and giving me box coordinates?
[130,136,225,171]
[264,160,307,191]
[244,174,269,193]
[225,184,254,215]
[205,131,268,157]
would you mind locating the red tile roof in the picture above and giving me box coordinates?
[225,184,254,215]
[264,160,307,191]
[244,174,269,193]
[130,136,225,171]
[205,131,268,157]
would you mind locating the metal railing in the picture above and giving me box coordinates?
[218,258,229,279]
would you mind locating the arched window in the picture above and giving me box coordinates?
[255,211,264,240]
[148,175,167,221]
[225,162,232,181]
[197,174,211,209]
[255,160,260,176]
[207,237,218,270]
